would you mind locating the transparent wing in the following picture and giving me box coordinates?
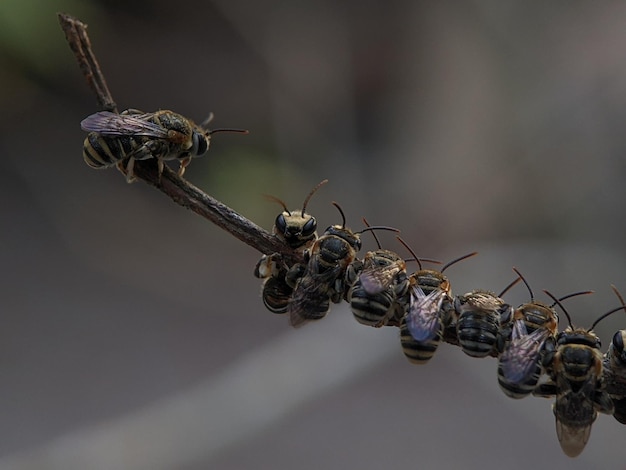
[500,320,548,382]
[359,261,402,295]
[555,418,591,458]
[81,111,170,138]
[406,285,445,342]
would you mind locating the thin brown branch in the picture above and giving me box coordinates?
[58,13,117,113]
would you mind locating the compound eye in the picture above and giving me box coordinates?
[275,213,287,234]
[192,131,209,156]
[613,331,624,351]
[355,238,362,251]
[301,217,317,236]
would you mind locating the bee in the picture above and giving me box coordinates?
[397,240,477,364]
[81,109,247,182]
[497,268,592,399]
[265,179,328,250]
[535,290,624,458]
[345,221,411,328]
[254,180,327,314]
[602,285,626,424]
[454,276,521,359]
[287,203,397,328]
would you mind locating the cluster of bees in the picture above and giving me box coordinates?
[77,109,626,458]
[253,180,626,459]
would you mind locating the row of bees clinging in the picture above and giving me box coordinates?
[76,109,625,458]
[253,180,626,459]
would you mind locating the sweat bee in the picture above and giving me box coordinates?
[287,203,398,328]
[454,276,521,359]
[81,109,247,182]
[254,180,328,314]
[535,290,624,458]
[397,241,477,364]
[345,220,411,328]
[497,268,592,399]
[602,285,626,425]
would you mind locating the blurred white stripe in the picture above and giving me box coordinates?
[0,308,398,470]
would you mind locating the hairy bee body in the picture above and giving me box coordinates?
[497,301,558,399]
[254,254,294,314]
[399,270,454,364]
[535,328,613,457]
[254,180,326,314]
[81,109,212,180]
[455,290,511,358]
[346,250,409,327]
[288,225,362,328]
[603,330,626,424]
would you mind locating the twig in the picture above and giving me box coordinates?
[57,12,301,264]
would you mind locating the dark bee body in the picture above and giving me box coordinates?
[602,286,626,424]
[536,328,612,457]
[254,181,327,314]
[399,269,453,364]
[496,271,563,399]
[455,290,512,358]
[254,254,294,314]
[497,301,558,398]
[604,330,626,424]
[396,249,476,365]
[82,109,246,182]
[346,249,409,327]
[535,291,623,458]
[288,224,362,327]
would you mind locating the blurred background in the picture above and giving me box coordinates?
[1,0,626,468]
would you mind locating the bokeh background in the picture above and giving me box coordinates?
[1,0,626,468]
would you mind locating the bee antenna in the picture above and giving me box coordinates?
[396,237,422,270]
[201,112,214,127]
[588,285,626,331]
[512,267,533,300]
[611,284,626,310]
[590,305,626,331]
[208,128,250,135]
[362,217,382,249]
[441,252,478,273]
[357,226,400,235]
[302,179,328,215]
[264,194,290,216]
[331,201,346,228]
[554,290,594,305]
[498,276,522,299]
[543,290,574,329]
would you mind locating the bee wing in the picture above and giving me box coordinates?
[406,286,445,342]
[81,111,171,138]
[359,262,402,295]
[287,270,332,328]
[555,419,591,458]
[500,321,548,382]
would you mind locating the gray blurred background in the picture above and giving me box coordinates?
[1,0,626,468]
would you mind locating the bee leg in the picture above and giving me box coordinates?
[124,157,137,183]
[157,159,165,183]
[593,390,615,414]
[177,157,192,178]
